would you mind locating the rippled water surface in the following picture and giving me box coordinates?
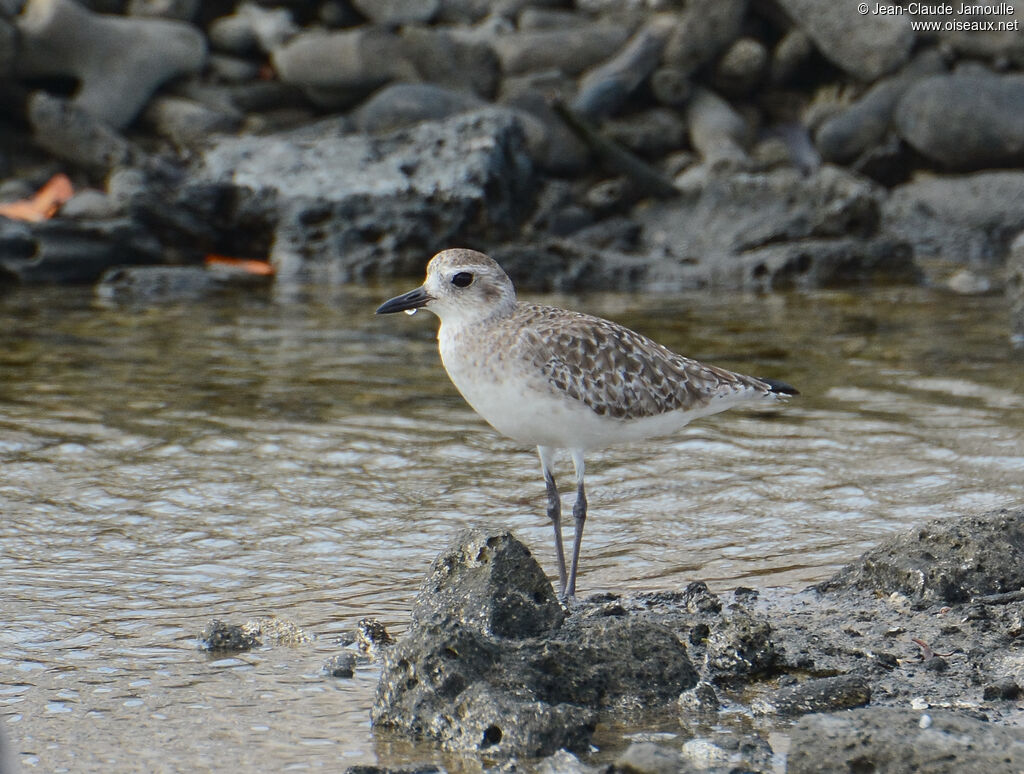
[1,281,1022,771]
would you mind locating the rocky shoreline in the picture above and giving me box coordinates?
[202,506,1024,772]
[0,1,1022,329]
[319,506,1024,773]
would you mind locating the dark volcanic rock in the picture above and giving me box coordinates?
[788,708,1024,773]
[411,529,564,639]
[372,528,697,757]
[188,108,535,281]
[95,264,271,303]
[199,619,260,652]
[1009,232,1024,345]
[883,171,1024,264]
[0,216,161,284]
[634,165,916,289]
[819,507,1024,603]
[704,609,778,683]
[776,0,913,80]
[815,50,946,165]
[752,674,871,717]
[895,69,1024,171]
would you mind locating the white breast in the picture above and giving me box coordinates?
[437,322,715,451]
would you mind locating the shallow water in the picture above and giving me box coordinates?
[1,282,1021,772]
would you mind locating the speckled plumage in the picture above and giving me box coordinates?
[377,248,797,599]
[501,302,775,421]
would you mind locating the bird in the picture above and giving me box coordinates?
[376,248,797,600]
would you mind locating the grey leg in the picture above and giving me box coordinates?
[537,445,567,597]
[567,449,587,599]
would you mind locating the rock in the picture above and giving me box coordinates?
[533,748,597,774]
[207,2,297,55]
[662,0,747,78]
[705,609,778,682]
[945,268,993,295]
[683,581,722,615]
[983,677,1022,700]
[681,733,774,772]
[738,236,917,290]
[187,108,534,282]
[351,0,438,25]
[0,15,16,79]
[324,652,357,678]
[686,87,750,166]
[0,215,161,284]
[199,619,261,652]
[16,0,207,128]
[244,616,311,646]
[602,108,686,159]
[819,507,1024,603]
[1009,232,1024,344]
[498,72,590,174]
[26,92,143,175]
[344,765,443,774]
[356,618,395,657]
[894,70,1024,170]
[649,67,692,108]
[95,265,269,303]
[271,28,409,106]
[412,529,564,639]
[372,528,698,756]
[815,49,946,165]
[770,29,813,85]
[207,54,261,84]
[272,26,498,107]
[60,189,119,219]
[352,83,484,134]
[776,0,914,81]
[490,24,631,77]
[713,37,768,96]
[571,15,674,119]
[678,681,719,718]
[613,741,688,774]
[751,674,871,717]
[788,708,1024,773]
[883,171,1024,263]
[143,95,243,148]
[127,0,198,20]
[396,26,499,100]
[638,165,909,290]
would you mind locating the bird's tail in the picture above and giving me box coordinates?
[760,378,799,397]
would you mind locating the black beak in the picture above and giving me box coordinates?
[375,286,433,315]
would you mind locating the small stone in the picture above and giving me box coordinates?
[982,677,1022,700]
[713,37,768,95]
[199,619,261,652]
[351,0,438,25]
[324,652,357,678]
[357,618,395,656]
[946,269,992,295]
[678,681,719,717]
[681,738,731,770]
[615,741,684,774]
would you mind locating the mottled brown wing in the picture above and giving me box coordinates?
[513,304,767,420]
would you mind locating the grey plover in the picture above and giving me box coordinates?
[377,248,797,599]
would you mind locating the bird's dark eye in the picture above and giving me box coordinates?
[451,272,474,288]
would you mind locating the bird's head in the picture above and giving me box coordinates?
[375,248,517,326]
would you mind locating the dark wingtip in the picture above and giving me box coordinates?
[761,378,799,396]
